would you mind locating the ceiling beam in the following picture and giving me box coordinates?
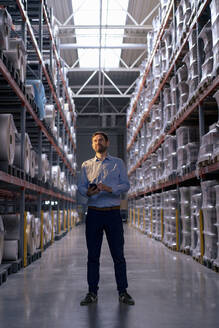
[60,43,147,50]
[73,94,131,98]
[58,24,152,30]
[67,67,140,72]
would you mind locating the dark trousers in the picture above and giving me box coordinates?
[85,208,128,294]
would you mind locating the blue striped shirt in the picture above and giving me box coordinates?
[78,154,130,207]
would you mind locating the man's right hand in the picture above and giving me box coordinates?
[86,185,100,197]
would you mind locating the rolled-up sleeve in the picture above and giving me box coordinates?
[78,163,89,198]
[111,159,130,196]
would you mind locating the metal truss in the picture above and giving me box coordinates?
[53,0,160,120]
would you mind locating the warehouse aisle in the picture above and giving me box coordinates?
[0,224,219,328]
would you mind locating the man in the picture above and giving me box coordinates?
[78,131,135,306]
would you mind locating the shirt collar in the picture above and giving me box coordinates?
[93,154,112,162]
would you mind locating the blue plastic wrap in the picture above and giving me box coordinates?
[26,80,46,119]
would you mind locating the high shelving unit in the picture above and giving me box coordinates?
[127,0,219,271]
[0,0,78,282]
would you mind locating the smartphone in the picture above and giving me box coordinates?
[89,183,97,189]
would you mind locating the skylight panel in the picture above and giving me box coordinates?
[72,0,129,68]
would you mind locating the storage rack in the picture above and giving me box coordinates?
[127,0,219,271]
[0,0,78,281]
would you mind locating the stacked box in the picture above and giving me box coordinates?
[201,180,219,262]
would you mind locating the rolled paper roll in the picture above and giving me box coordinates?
[0,216,4,264]
[0,114,15,165]
[3,240,18,261]
[2,214,20,240]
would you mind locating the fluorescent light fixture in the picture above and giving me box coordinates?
[72,0,129,68]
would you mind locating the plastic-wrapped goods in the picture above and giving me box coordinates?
[180,186,201,252]
[4,38,26,82]
[198,21,213,85]
[145,195,152,235]
[210,0,219,75]
[154,193,161,239]
[2,240,18,261]
[191,193,202,258]
[214,185,219,267]
[170,76,177,118]
[35,217,41,250]
[2,214,20,240]
[198,124,219,164]
[0,216,4,264]
[70,184,77,198]
[43,212,52,246]
[26,80,46,120]
[182,0,192,30]
[176,126,199,147]
[201,180,219,261]
[188,29,199,94]
[163,87,172,131]
[160,0,169,21]
[0,8,12,50]
[52,165,61,189]
[177,146,187,174]
[44,104,55,129]
[0,114,15,165]
[25,84,35,101]
[177,64,189,111]
[26,212,36,256]
[163,190,178,247]
[176,3,184,45]
[30,149,36,178]
[186,142,200,167]
[40,153,50,182]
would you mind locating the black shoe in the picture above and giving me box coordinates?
[80,292,98,306]
[119,291,135,305]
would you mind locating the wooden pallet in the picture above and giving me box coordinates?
[0,264,12,286]
[2,258,23,274]
[27,250,42,266]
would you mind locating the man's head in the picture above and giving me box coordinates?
[92,131,109,154]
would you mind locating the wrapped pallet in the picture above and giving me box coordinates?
[0,8,12,50]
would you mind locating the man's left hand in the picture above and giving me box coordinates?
[97,183,112,193]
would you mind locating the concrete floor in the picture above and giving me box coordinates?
[0,224,219,328]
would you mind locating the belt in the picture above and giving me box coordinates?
[88,206,120,211]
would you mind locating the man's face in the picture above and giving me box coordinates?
[92,134,109,154]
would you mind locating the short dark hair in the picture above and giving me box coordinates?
[92,131,108,142]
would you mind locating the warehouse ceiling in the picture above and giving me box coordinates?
[47,0,159,129]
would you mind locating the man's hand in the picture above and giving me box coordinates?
[97,183,112,193]
[86,185,100,197]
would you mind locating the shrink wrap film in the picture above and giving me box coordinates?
[52,165,61,188]
[0,216,4,264]
[45,104,55,129]
[0,8,12,50]
[30,149,36,178]
[2,214,20,240]
[0,114,15,165]
[35,217,41,250]
[26,212,36,256]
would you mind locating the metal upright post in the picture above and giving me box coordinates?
[197,13,205,139]
[19,106,26,263]
[37,128,42,218]
[49,143,53,186]
[38,1,43,80]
